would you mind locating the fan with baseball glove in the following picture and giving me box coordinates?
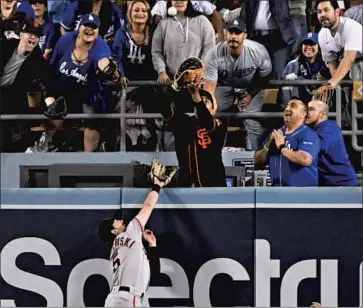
[172,57,206,91]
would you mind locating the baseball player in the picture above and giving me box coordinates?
[98,159,176,307]
[203,17,272,151]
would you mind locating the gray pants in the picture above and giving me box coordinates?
[104,291,142,307]
[215,87,265,151]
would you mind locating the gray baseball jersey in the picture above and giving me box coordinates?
[109,218,150,296]
[203,39,272,89]
[318,16,363,64]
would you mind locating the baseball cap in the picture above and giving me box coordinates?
[302,32,319,45]
[228,18,247,34]
[21,19,43,37]
[79,13,101,29]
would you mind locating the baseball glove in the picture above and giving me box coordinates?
[44,96,67,119]
[313,83,335,104]
[172,57,205,91]
[148,158,178,187]
[96,58,121,83]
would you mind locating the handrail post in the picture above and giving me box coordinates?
[351,99,363,152]
[119,87,127,152]
[335,85,342,128]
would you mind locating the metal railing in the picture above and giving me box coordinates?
[0,79,361,152]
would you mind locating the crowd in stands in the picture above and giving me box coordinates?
[0,0,362,186]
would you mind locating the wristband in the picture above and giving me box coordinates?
[151,184,161,193]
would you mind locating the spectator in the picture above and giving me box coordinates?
[46,13,117,152]
[0,19,62,152]
[29,0,58,59]
[112,0,159,150]
[239,0,308,79]
[152,0,215,150]
[316,0,363,88]
[203,18,272,151]
[152,0,215,87]
[151,0,225,42]
[17,0,35,18]
[1,0,31,40]
[47,0,70,24]
[344,4,362,25]
[158,84,227,187]
[254,97,320,187]
[113,0,155,82]
[305,100,359,186]
[277,32,331,109]
[60,0,125,45]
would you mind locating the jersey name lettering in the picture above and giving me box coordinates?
[59,62,88,84]
[113,236,136,250]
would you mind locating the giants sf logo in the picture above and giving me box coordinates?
[197,129,211,149]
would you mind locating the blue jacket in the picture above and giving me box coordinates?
[112,27,157,81]
[314,120,359,186]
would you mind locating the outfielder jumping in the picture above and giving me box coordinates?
[98,159,177,307]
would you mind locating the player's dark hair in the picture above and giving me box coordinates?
[98,218,116,248]
[166,0,203,18]
[315,0,340,10]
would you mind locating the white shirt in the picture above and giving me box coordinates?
[319,17,363,63]
[151,0,216,17]
[254,1,278,31]
[109,218,150,295]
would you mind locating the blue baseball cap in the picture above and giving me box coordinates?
[302,32,319,45]
[79,13,101,29]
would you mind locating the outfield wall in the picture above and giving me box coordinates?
[0,187,362,307]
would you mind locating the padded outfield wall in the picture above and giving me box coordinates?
[0,187,362,307]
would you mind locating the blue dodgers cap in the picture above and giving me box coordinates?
[302,32,319,45]
[79,13,101,29]
[228,18,247,33]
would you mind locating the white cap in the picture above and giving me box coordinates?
[168,6,177,17]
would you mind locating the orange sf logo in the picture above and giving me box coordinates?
[197,128,211,149]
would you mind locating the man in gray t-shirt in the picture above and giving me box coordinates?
[203,17,272,150]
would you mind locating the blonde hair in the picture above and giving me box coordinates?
[1,0,17,20]
[127,0,152,45]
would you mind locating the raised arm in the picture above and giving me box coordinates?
[135,180,162,228]
[135,159,177,227]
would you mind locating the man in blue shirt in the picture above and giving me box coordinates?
[254,97,320,186]
[305,100,360,186]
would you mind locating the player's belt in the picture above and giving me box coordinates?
[117,286,144,299]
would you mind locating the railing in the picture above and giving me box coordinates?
[1,80,361,152]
